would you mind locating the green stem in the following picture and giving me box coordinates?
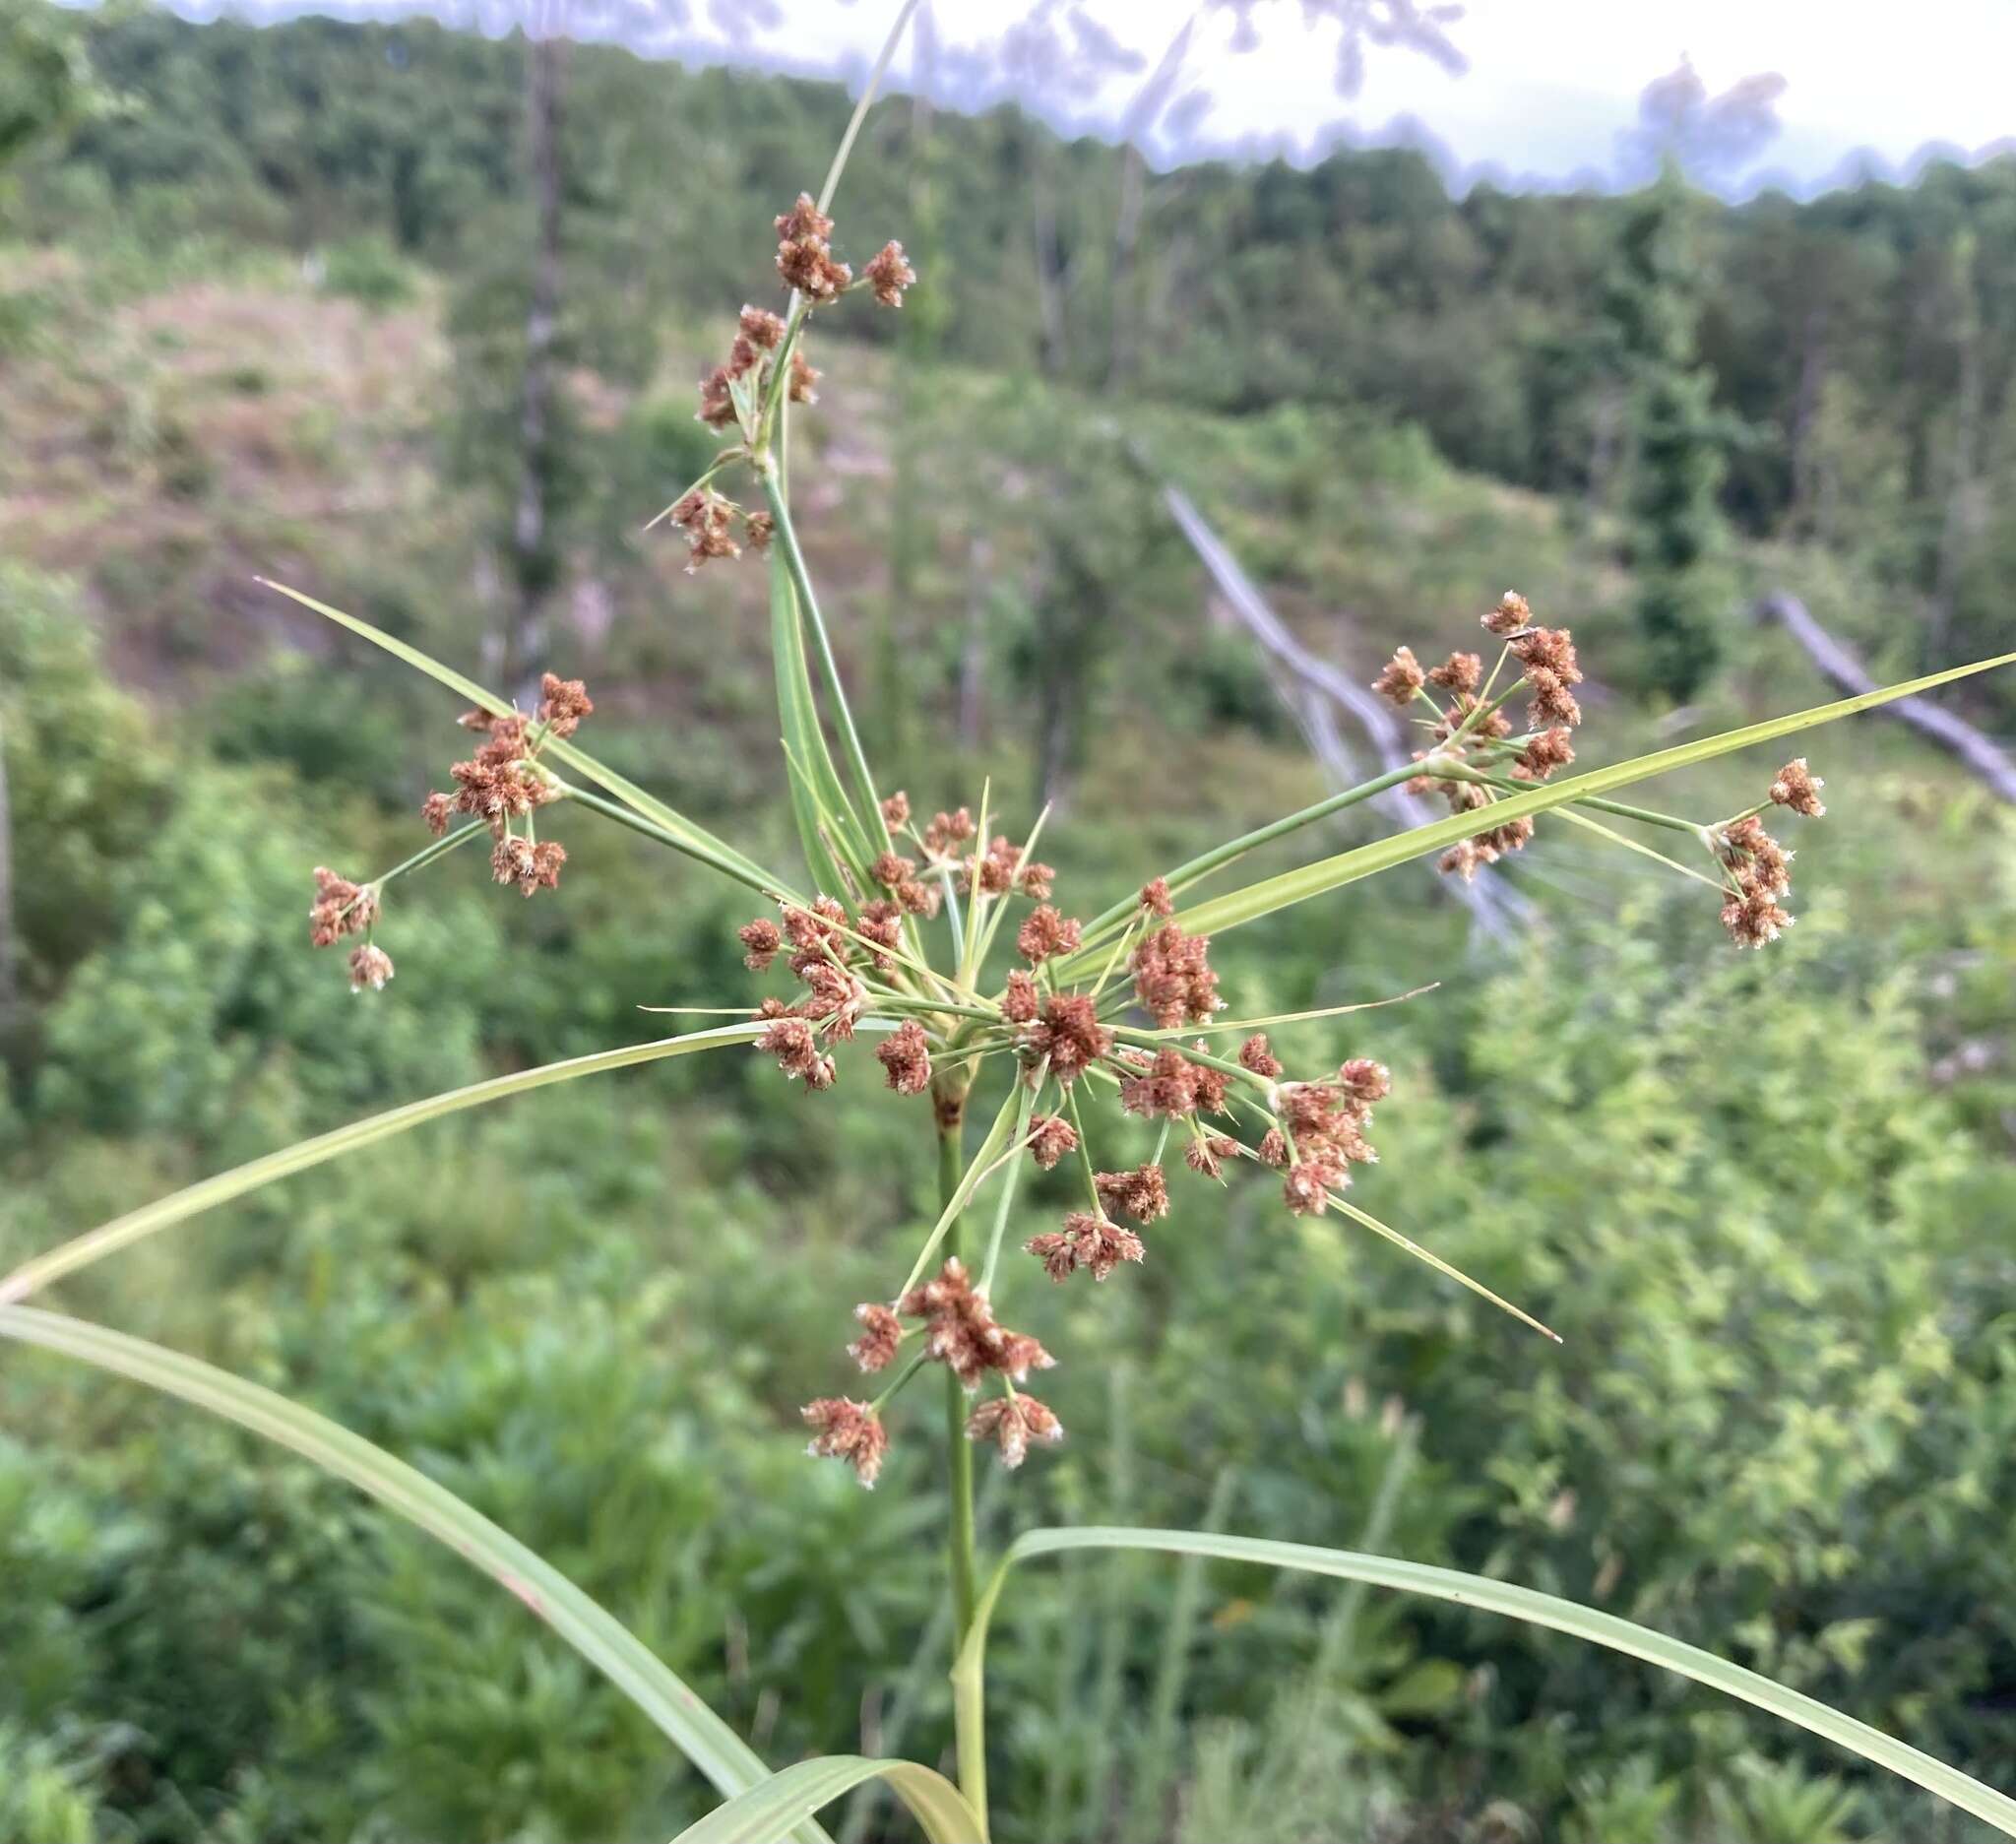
[555,784,782,899]
[757,471,887,846]
[938,1106,983,1825]
[372,820,488,889]
[1068,762,1423,962]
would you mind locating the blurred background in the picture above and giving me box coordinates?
[3,2,2016,1839]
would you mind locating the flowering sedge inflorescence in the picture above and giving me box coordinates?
[1372,592,1825,947]
[306,672,594,988]
[665,194,914,573]
[734,789,1407,1485]
[305,200,1831,1499]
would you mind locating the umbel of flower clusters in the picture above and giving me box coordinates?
[307,672,595,990]
[1372,592,1827,943]
[750,789,1411,1487]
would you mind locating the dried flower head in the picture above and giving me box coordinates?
[1017,905,1083,965]
[758,1014,835,1089]
[1132,922,1221,1028]
[1027,1113,1078,1170]
[1722,884,1793,949]
[1427,651,1482,694]
[1769,758,1826,818]
[1516,726,1576,781]
[876,1019,932,1096]
[346,942,395,992]
[1028,1212,1145,1283]
[1371,646,1426,706]
[536,673,594,737]
[863,239,917,307]
[1003,969,1040,1025]
[421,791,455,838]
[881,791,912,829]
[1119,1047,1200,1120]
[1482,589,1532,635]
[848,1303,903,1373]
[1096,1162,1169,1224]
[1239,1033,1284,1079]
[739,918,783,972]
[308,868,376,948]
[802,1397,888,1488]
[1026,991,1112,1084]
[1140,877,1174,917]
[967,1393,1063,1469]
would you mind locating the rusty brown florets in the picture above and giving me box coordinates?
[1140,876,1174,917]
[421,791,454,838]
[1185,1134,1239,1179]
[1119,1047,1201,1120]
[1095,1162,1169,1224]
[876,1019,933,1096]
[897,1259,1053,1390]
[881,791,912,829]
[1716,813,1796,948]
[489,835,567,897]
[848,1303,903,1373]
[1017,905,1083,965]
[863,239,917,308]
[1026,991,1113,1084]
[1027,1112,1078,1170]
[1770,758,1826,818]
[308,868,376,948]
[1131,922,1221,1028]
[967,1393,1063,1469]
[739,918,783,972]
[801,1398,888,1488]
[536,672,594,737]
[1371,646,1426,706]
[1427,651,1482,695]
[1482,589,1532,636]
[1516,726,1576,781]
[669,486,740,572]
[757,1014,836,1090]
[1027,1212,1145,1283]
[1003,969,1040,1025]
[346,942,394,992]
[1238,1033,1284,1079]
[775,193,852,303]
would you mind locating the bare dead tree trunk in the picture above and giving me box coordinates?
[507,27,567,700]
[1756,592,2016,802]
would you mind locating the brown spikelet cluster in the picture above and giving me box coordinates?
[490,835,568,897]
[1371,645,1426,706]
[346,942,395,991]
[1131,922,1222,1028]
[863,239,917,308]
[1017,905,1083,964]
[1770,757,1826,818]
[1027,1211,1145,1283]
[1096,1162,1169,1224]
[802,1398,889,1489]
[1027,1113,1078,1170]
[966,1393,1062,1469]
[308,867,376,948]
[895,1259,1053,1389]
[876,1019,932,1096]
[1026,991,1113,1084]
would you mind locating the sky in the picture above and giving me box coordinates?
[667,0,2016,195]
[169,0,2016,196]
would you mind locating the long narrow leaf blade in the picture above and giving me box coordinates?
[0,1025,773,1304]
[0,1307,822,1838]
[961,1528,2016,1838]
[255,579,788,897]
[773,558,868,891]
[1163,651,2016,942]
[668,1754,979,1844]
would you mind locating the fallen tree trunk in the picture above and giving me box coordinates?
[1755,593,2016,803]
[1159,480,1530,941]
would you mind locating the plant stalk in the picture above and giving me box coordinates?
[936,1096,984,1828]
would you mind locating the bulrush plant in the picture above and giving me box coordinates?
[5,22,2016,1844]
